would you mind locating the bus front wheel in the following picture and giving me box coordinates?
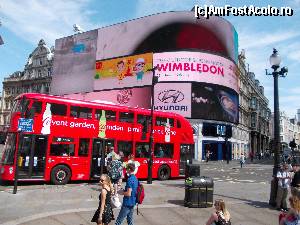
[51,165,71,185]
[158,165,170,180]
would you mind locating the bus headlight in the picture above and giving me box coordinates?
[0,167,4,174]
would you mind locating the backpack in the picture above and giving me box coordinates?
[109,160,122,180]
[136,181,145,215]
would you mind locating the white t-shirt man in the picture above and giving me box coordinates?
[277,170,291,188]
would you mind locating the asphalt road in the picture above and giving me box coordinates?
[0,160,279,225]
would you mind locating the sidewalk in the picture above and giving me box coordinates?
[0,178,279,225]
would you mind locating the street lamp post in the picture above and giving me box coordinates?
[266,48,288,206]
[147,67,158,184]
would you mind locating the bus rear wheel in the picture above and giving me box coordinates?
[51,165,71,185]
[158,165,170,180]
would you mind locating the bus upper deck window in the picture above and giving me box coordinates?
[50,103,67,116]
[156,117,174,127]
[177,120,181,128]
[119,112,134,123]
[95,109,116,121]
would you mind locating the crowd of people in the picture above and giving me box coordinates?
[91,146,141,225]
[91,145,300,225]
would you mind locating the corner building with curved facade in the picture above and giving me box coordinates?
[51,11,243,161]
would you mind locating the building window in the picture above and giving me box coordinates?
[38,70,42,77]
[250,97,257,109]
[47,68,52,76]
[39,59,43,65]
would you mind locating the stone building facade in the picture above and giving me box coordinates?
[0,39,53,131]
[231,50,271,159]
[269,111,300,151]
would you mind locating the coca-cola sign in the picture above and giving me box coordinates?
[158,90,184,103]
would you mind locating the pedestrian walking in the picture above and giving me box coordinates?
[205,144,211,163]
[205,199,231,225]
[91,174,115,225]
[108,154,123,208]
[240,153,245,168]
[115,163,138,225]
[276,163,292,212]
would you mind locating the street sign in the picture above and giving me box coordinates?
[18,118,33,132]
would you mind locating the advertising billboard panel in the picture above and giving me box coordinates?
[191,83,238,123]
[153,51,238,93]
[51,30,98,95]
[96,12,237,62]
[154,83,191,117]
[64,87,151,109]
[94,53,153,91]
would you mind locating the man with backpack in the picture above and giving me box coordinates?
[115,163,138,225]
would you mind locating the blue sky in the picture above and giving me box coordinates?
[0,0,300,118]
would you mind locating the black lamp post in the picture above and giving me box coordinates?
[147,66,158,184]
[266,48,288,206]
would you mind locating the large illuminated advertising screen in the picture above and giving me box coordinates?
[153,51,238,93]
[52,30,98,95]
[191,83,238,123]
[51,11,238,96]
[94,53,153,91]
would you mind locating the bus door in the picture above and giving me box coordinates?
[91,139,114,178]
[18,135,48,179]
[179,144,194,175]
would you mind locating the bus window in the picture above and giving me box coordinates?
[78,138,89,156]
[154,143,174,158]
[135,142,150,158]
[156,117,174,127]
[32,101,42,114]
[26,100,43,118]
[50,103,67,116]
[118,141,133,157]
[1,133,16,165]
[119,112,134,123]
[177,120,181,128]
[70,106,92,119]
[50,143,75,156]
[95,109,116,121]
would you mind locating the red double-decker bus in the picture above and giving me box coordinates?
[0,93,194,184]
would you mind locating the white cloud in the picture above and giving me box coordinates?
[239,29,300,49]
[1,0,97,46]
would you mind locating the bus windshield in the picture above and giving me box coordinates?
[1,133,16,165]
[12,96,30,115]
